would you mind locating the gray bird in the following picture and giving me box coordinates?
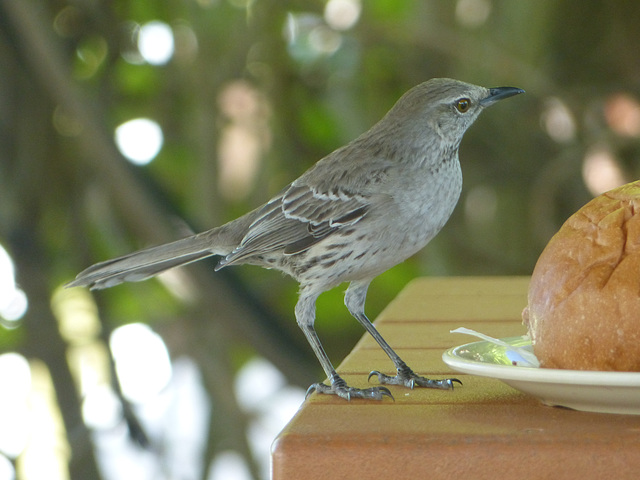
[68,78,524,400]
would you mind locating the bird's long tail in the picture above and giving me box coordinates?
[66,230,229,290]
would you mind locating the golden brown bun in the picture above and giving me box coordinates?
[523,180,640,371]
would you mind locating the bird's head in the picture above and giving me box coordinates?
[383,78,524,147]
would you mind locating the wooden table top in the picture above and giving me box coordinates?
[272,276,640,480]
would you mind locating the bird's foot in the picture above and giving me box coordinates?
[306,376,394,401]
[368,364,462,390]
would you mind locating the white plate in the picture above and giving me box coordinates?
[442,337,640,415]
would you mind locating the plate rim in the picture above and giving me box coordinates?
[442,337,640,387]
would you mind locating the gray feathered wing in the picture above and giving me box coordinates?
[216,180,370,268]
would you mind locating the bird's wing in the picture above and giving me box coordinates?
[217,179,371,268]
[217,140,399,268]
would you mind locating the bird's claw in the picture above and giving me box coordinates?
[306,380,394,401]
[368,367,462,390]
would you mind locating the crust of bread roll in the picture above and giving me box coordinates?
[524,180,640,371]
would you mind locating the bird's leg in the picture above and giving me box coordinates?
[296,292,393,401]
[345,281,462,391]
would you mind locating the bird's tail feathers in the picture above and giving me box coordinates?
[67,231,226,290]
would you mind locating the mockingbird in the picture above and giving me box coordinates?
[68,78,524,400]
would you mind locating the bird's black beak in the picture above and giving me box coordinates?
[480,86,525,107]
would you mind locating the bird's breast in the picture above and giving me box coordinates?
[389,154,463,251]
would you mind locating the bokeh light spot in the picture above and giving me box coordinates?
[324,0,361,31]
[115,118,163,165]
[110,323,172,403]
[138,21,174,65]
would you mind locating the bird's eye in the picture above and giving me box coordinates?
[455,98,471,113]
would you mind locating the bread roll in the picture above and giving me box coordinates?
[523,180,640,371]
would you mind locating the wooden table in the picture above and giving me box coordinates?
[272,277,640,480]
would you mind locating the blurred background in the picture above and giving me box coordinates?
[1,0,639,478]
